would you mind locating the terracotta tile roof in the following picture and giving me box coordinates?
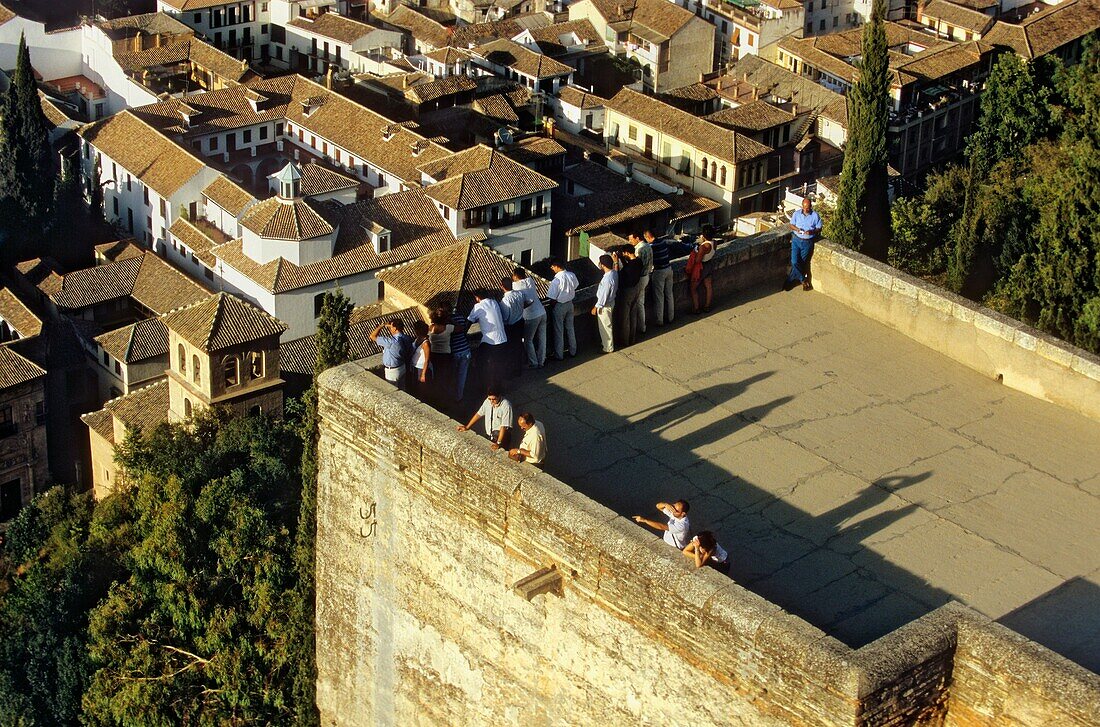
[668,190,722,221]
[114,37,252,84]
[214,188,480,293]
[0,3,16,24]
[95,12,191,36]
[79,111,207,199]
[378,239,549,314]
[606,88,774,164]
[94,317,169,363]
[0,287,43,339]
[95,239,145,263]
[554,184,672,235]
[451,18,528,47]
[162,292,286,352]
[102,380,169,435]
[474,38,573,79]
[525,19,602,55]
[503,84,533,107]
[381,5,450,48]
[506,136,567,165]
[373,72,478,104]
[0,344,46,389]
[203,175,256,216]
[899,41,991,81]
[240,197,339,240]
[39,92,76,127]
[562,160,628,189]
[821,96,849,126]
[169,217,221,267]
[158,0,237,9]
[81,407,115,445]
[131,75,297,136]
[919,0,995,34]
[300,162,359,196]
[51,252,210,314]
[705,100,796,132]
[949,0,998,9]
[661,82,720,103]
[981,0,1100,59]
[473,93,520,122]
[420,144,557,209]
[279,305,423,375]
[557,85,606,109]
[586,0,696,39]
[288,12,381,44]
[716,55,845,115]
[15,258,64,297]
[423,46,472,64]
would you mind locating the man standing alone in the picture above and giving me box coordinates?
[785,196,822,291]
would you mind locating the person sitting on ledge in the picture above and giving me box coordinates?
[509,412,546,466]
[633,500,691,549]
[683,531,730,574]
[457,390,513,450]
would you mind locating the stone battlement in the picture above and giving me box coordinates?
[314,230,1100,726]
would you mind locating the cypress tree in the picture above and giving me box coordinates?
[291,289,352,727]
[828,0,891,260]
[0,33,53,262]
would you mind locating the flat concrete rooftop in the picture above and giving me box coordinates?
[507,286,1100,673]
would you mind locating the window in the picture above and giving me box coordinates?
[833,16,838,27]
[193,12,201,23]
[103,350,109,366]
[628,125,637,140]
[126,174,132,191]
[34,401,45,425]
[261,23,269,34]
[223,356,240,387]
[0,406,14,436]
[160,198,167,217]
[250,352,264,379]
[806,22,813,34]
[209,136,220,152]
[820,18,826,29]
[820,0,826,8]
[314,293,326,318]
[243,129,252,143]
[113,198,118,215]
[179,343,187,374]
[700,156,708,175]
[143,187,150,206]
[114,360,121,375]
[249,405,262,416]
[377,280,385,299]
[184,398,192,417]
[193,355,200,383]
[720,166,727,185]
[520,249,532,266]
[260,126,269,140]
[711,161,717,180]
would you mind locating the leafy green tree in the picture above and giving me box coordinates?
[828,0,891,260]
[81,411,302,726]
[888,164,968,277]
[0,33,53,262]
[0,488,103,727]
[290,289,352,727]
[951,53,1054,296]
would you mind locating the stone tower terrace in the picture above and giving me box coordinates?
[503,258,1100,674]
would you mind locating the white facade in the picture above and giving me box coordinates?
[275,18,402,74]
[79,23,160,116]
[157,0,269,60]
[552,97,604,135]
[0,16,81,80]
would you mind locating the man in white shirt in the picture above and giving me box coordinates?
[508,412,546,466]
[468,290,508,390]
[547,258,578,361]
[498,277,525,377]
[591,254,617,354]
[457,390,513,449]
[632,500,691,549]
[512,269,547,369]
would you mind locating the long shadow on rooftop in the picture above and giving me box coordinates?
[998,577,1100,673]
[504,362,954,649]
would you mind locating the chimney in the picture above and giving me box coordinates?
[326,64,335,89]
[752,87,758,100]
[617,3,624,13]
[403,74,410,89]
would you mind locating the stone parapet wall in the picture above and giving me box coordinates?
[811,242,1100,422]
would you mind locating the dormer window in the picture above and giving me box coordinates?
[365,223,391,253]
[301,96,324,117]
[382,124,397,142]
[178,103,201,127]
[246,89,268,112]
[410,140,428,157]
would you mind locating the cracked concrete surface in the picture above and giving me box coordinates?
[507,286,1100,673]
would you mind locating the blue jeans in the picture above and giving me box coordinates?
[452,350,471,402]
[787,236,815,283]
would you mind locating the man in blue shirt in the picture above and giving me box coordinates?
[785,196,822,291]
[591,254,618,354]
[370,319,413,390]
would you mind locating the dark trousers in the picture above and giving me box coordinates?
[505,321,524,377]
[786,237,815,284]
